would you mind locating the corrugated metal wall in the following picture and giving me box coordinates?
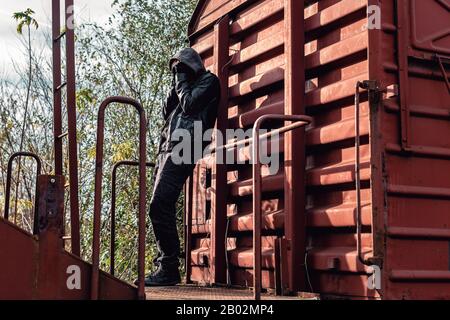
[186,0,450,299]
[189,0,289,289]
[303,0,374,299]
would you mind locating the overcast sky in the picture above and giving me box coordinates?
[0,0,114,80]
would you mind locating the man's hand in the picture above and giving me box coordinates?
[172,62,191,75]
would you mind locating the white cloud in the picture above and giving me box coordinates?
[0,0,114,81]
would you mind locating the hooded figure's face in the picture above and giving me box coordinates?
[170,48,206,80]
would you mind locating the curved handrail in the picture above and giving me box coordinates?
[110,161,155,276]
[4,152,42,235]
[91,96,147,300]
[210,114,313,299]
[251,114,312,300]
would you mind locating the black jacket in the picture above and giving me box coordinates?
[158,48,220,154]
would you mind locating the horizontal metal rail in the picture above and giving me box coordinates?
[110,161,155,276]
[91,96,147,300]
[4,152,42,235]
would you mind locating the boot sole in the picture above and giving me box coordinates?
[144,280,180,287]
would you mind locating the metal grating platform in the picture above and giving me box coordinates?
[146,285,304,300]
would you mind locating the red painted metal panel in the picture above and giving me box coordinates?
[186,0,450,300]
[0,176,138,300]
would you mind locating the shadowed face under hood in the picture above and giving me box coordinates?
[169,48,206,76]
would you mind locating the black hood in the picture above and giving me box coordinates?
[169,48,206,76]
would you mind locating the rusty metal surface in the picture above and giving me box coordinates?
[64,0,81,257]
[51,0,63,177]
[146,285,303,301]
[372,0,450,300]
[0,175,138,300]
[209,15,230,285]
[186,0,450,300]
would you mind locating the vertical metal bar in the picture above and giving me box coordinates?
[355,82,364,265]
[4,153,42,236]
[274,238,282,296]
[65,0,81,256]
[91,97,147,300]
[110,161,154,277]
[210,15,230,285]
[110,164,119,276]
[185,175,194,284]
[252,120,263,301]
[284,0,306,294]
[4,159,13,221]
[395,0,411,151]
[52,0,63,176]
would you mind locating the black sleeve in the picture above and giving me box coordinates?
[174,73,220,116]
[163,87,179,120]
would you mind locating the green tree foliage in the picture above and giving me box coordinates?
[76,0,197,280]
[13,9,39,35]
[1,0,197,282]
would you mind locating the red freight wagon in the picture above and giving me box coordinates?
[184,0,450,300]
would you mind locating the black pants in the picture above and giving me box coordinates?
[149,152,195,268]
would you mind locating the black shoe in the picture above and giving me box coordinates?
[142,265,181,287]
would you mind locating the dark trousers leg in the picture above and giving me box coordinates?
[149,153,194,268]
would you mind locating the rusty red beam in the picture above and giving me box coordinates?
[4,152,42,235]
[91,97,147,300]
[64,0,81,257]
[395,0,411,151]
[110,161,155,277]
[284,0,306,295]
[51,0,63,176]
[210,15,230,285]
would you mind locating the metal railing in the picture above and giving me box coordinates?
[214,114,313,300]
[4,152,42,235]
[354,81,380,267]
[91,96,147,300]
[110,161,155,277]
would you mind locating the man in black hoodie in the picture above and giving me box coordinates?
[145,48,220,286]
